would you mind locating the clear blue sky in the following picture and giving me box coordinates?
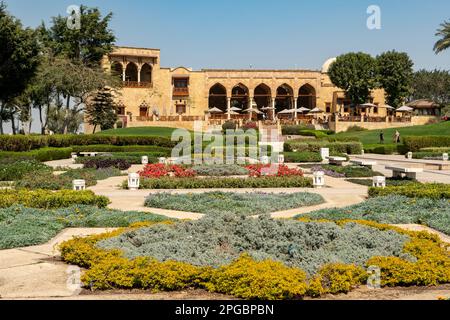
[5,0,450,71]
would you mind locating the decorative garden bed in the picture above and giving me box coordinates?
[144,191,325,216]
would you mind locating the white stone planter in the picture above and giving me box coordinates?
[158,157,167,164]
[320,148,330,162]
[443,153,449,161]
[372,176,386,188]
[71,154,78,164]
[313,171,325,188]
[277,154,285,164]
[128,173,140,190]
[73,179,86,191]
[141,156,149,165]
[407,152,413,160]
[260,156,270,165]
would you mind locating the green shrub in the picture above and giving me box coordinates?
[315,165,382,178]
[345,178,416,187]
[77,154,158,165]
[0,159,51,181]
[326,136,361,142]
[144,191,324,215]
[283,152,322,163]
[284,140,362,155]
[281,124,314,135]
[71,145,172,155]
[368,183,450,199]
[0,147,73,162]
[0,135,176,152]
[346,125,368,132]
[222,121,237,131]
[302,195,450,235]
[191,164,249,176]
[0,205,169,249]
[132,176,313,189]
[411,152,447,159]
[419,147,450,153]
[0,189,110,209]
[403,136,450,152]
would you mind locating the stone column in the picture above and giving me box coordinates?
[294,97,298,120]
[249,96,254,121]
[137,65,141,83]
[272,97,276,120]
[122,63,126,82]
[227,97,231,120]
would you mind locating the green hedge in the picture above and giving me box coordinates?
[363,144,408,155]
[368,183,450,199]
[71,145,172,155]
[411,152,447,159]
[284,140,362,155]
[283,152,323,163]
[0,189,110,208]
[281,125,315,135]
[403,136,450,152]
[0,147,73,162]
[0,160,51,181]
[0,135,176,152]
[130,176,313,189]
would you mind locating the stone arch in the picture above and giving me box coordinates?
[111,61,123,80]
[140,63,152,83]
[275,83,294,113]
[254,83,271,110]
[297,84,316,109]
[125,62,138,82]
[231,83,249,110]
[209,83,227,112]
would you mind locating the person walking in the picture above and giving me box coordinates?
[379,130,384,144]
[394,130,401,144]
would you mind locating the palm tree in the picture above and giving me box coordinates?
[434,20,450,54]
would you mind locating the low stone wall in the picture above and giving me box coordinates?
[329,116,439,133]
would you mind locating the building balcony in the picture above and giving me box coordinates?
[173,87,189,96]
[123,81,153,88]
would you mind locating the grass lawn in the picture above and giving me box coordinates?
[97,126,185,138]
[333,121,450,145]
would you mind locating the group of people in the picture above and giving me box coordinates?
[379,130,401,144]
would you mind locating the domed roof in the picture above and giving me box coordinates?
[321,57,337,73]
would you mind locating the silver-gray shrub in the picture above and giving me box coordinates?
[302,195,450,235]
[191,164,249,176]
[98,213,411,275]
[144,191,325,216]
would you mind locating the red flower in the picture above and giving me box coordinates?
[139,164,197,178]
[245,164,304,177]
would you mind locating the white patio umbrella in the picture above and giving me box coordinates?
[278,109,294,114]
[396,106,414,112]
[229,110,240,115]
[309,107,323,114]
[242,108,263,114]
[380,105,395,110]
[208,107,224,114]
[260,106,275,110]
[358,103,377,108]
[296,107,310,113]
[230,106,242,111]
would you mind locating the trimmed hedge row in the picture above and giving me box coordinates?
[403,136,450,152]
[284,140,363,155]
[283,152,323,163]
[71,145,172,155]
[0,135,176,152]
[0,147,73,162]
[364,144,408,155]
[369,183,450,199]
[128,176,313,189]
[0,189,110,208]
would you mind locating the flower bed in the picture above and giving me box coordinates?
[83,158,132,170]
[0,159,51,181]
[369,183,450,199]
[300,195,450,235]
[245,164,304,177]
[0,205,170,249]
[144,191,324,216]
[191,164,249,176]
[139,164,196,178]
[311,164,382,178]
[345,178,417,187]
[130,176,313,189]
[0,189,109,209]
[60,215,450,299]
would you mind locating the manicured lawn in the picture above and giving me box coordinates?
[144,191,325,215]
[97,126,185,138]
[332,121,450,145]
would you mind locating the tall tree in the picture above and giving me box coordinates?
[434,20,450,54]
[48,5,115,66]
[328,52,378,105]
[376,51,414,108]
[85,87,118,133]
[0,2,40,134]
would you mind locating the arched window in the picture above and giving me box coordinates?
[140,63,152,83]
[208,83,227,112]
[111,62,123,80]
[275,84,293,113]
[254,84,271,110]
[297,84,316,109]
[125,62,138,82]
[231,83,249,110]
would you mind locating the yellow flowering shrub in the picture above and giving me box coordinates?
[202,254,308,300]
[58,218,450,299]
